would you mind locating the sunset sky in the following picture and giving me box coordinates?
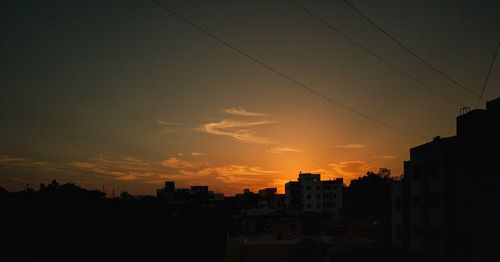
[1,0,499,195]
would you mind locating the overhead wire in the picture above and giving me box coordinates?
[150,0,430,139]
[341,0,480,97]
[288,0,464,107]
[476,40,500,107]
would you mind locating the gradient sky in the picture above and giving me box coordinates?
[1,0,499,195]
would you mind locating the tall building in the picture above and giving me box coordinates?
[285,172,343,215]
[392,97,500,262]
[157,181,175,201]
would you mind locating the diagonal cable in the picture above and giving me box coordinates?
[342,0,480,97]
[150,0,430,139]
[288,0,464,107]
[477,40,500,107]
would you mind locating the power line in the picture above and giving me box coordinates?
[288,0,464,107]
[341,0,481,97]
[477,40,500,107]
[150,0,430,140]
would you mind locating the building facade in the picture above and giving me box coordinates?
[391,97,500,262]
[285,173,343,215]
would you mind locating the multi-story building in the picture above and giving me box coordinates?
[156,181,176,201]
[156,182,223,205]
[392,97,500,262]
[285,172,343,215]
[237,188,285,216]
[284,181,300,209]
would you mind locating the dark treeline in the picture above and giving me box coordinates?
[340,168,395,245]
[343,168,393,220]
[0,181,227,262]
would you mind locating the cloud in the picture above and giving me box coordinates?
[266,147,302,154]
[202,119,275,144]
[372,155,399,160]
[310,168,331,174]
[0,155,68,172]
[69,157,158,180]
[0,154,281,195]
[160,157,201,169]
[115,174,138,181]
[329,160,373,182]
[334,144,366,149]
[156,120,192,135]
[191,152,206,156]
[225,107,269,117]
[156,120,189,126]
[180,165,280,185]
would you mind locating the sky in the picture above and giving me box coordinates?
[1,0,499,195]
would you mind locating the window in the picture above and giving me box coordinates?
[316,186,321,190]
[306,195,311,199]
[306,186,311,190]
[324,194,332,199]
[316,203,321,208]
[333,194,337,199]
[316,194,321,199]
[307,204,311,208]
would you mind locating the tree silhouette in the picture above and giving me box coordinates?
[343,168,393,219]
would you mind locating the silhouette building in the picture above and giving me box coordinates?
[236,188,286,216]
[392,97,500,262]
[285,173,343,215]
[157,181,176,201]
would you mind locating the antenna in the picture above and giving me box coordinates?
[460,107,470,115]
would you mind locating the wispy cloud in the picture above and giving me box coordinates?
[0,154,68,172]
[69,156,158,181]
[202,119,276,144]
[372,155,399,160]
[191,152,207,156]
[156,120,189,126]
[161,157,201,169]
[0,154,160,182]
[334,144,366,149]
[156,120,192,135]
[266,147,302,154]
[225,107,269,117]
[1,154,281,195]
[180,165,280,185]
[329,160,373,183]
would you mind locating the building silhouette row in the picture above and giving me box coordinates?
[154,172,345,217]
